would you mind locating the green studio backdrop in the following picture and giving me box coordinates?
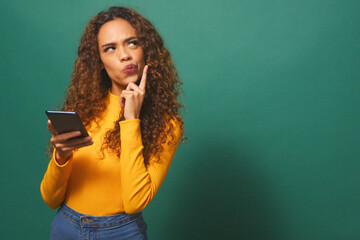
[1,0,359,239]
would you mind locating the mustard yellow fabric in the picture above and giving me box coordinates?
[40,91,181,216]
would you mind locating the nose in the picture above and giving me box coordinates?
[117,47,132,62]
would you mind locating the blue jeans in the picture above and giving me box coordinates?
[51,204,148,240]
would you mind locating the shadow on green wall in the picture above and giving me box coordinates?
[161,135,282,239]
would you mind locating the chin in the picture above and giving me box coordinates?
[111,73,141,88]
[123,76,141,86]
[130,74,142,84]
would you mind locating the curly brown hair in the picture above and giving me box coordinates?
[48,6,185,164]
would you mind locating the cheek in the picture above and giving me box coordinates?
[102,64,120,80]
[136,49,145,63]
[102,58,118,72]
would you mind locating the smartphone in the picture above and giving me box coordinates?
[45,110,89,138]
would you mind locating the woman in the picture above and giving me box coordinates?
[41,6,184,240]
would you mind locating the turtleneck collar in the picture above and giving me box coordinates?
[107,89,121,112]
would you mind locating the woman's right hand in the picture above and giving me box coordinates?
[47,120,93,165]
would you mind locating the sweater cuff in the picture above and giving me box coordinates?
[50,149,73,171]
[119,119,141,141]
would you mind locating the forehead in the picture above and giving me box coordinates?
[97,18,137,44]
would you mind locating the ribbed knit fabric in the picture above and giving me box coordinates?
[40,91,181,216]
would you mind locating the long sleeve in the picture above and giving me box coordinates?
[39,92,183,216]
[119,118,182,214]
[40,150,73,209]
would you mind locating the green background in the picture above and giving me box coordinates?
[1,0,359,239]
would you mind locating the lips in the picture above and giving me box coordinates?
[123,64,137,73]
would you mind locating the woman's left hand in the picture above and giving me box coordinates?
[120,65,148,120]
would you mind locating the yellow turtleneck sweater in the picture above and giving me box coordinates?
[40,91,182,216]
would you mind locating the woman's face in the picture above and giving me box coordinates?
[98,18,145,95]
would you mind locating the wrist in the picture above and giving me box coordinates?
[55,151,72,165]
[123,114,138,121]
[124,116,137,120]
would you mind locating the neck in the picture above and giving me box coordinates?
[110,84,126,96]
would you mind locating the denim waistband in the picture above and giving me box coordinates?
[59,204,142,228]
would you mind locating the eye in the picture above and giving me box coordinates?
[104,46,115,52]
[128,40,138,49]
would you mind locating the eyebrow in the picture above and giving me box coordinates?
[101,37,137,48]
